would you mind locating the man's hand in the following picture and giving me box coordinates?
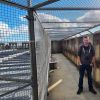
[90,63,93,67]
[78,63,82,68]
[90,56,95,67]
[78,56,82,66]
[79,63,82,66]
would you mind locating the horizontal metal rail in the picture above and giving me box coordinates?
[0,76,30,83]
[0,0,28,10]
[38,7,100,10]
[44,27,91,29]
[42,21,100,23]
[32,0,60,10]
[64,24,100,39]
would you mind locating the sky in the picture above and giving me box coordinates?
[0,3,29,42]
[0,0,100,42]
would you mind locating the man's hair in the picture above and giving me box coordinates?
[83,35,89,39]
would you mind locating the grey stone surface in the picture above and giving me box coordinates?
[47,54,100,100]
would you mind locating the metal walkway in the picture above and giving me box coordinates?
[48,54,100,100]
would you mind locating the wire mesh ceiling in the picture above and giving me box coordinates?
[37,10,100,40]
[3,0,100,9]
[1,0,100,40]
[38,0,100,9]
[36,0,100,40]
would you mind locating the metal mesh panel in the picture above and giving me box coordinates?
[0,85,32,100]
[0,2,50,100]
[37,10,100,40]
[3,0,47,7]
[41,0,100,8]
[0,3,32,100]
[2,0,100,9]
[8,0,29,6]
[34,14,50,100]
[1,0,100,41]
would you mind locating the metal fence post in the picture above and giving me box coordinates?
[27,9,38,100]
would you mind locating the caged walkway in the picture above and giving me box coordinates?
[47,54,100,100]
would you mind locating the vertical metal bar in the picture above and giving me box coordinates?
[28,9,38,100]
[88,30,93,34]
[27,0,32,7]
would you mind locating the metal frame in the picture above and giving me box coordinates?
[1,0,100,99]
[2,0,98,41]
[27,9,38,100]
[0,0,28,9]
[43,21,98,40]
[64,24,100,40]
[42,21,100,40]
[46,30,84,33]
[49,33,69,35]
[38,7,100,10]
[27,1,61,100]
[42,21,100,23]
[44,27,92,29]
[32,0,60,10]
[88,30,93,34]
[0,0,60,10]
[0,0,60,100]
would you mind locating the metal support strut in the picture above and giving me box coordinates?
[27,9,38,100]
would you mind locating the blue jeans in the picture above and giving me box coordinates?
[78,64,93,90]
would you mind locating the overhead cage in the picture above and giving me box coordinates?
[0,0,100,100]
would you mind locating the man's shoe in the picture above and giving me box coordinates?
[77,89,83,95]
[89,88,97,94]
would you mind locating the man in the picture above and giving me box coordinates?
[77,36,97,95]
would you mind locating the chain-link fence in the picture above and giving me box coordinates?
[0,2,32,100]
[0,1,50,100]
